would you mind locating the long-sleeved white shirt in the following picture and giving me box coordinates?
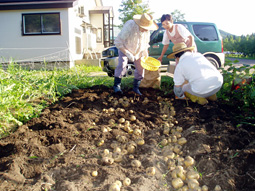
[174,52,223,94]
[114,20,150,59]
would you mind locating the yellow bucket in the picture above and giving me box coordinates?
[141,57,161,71]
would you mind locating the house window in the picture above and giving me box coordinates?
[22,13,61,35]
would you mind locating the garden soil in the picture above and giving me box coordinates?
[0,86,254,191]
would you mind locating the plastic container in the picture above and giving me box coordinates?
[141,57,161,71]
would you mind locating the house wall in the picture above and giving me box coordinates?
[0,0,111,68]
[90,13,104,51]
[0,9,71,64]
[67,6,83,65]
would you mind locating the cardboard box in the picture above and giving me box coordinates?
[165,61,176,78]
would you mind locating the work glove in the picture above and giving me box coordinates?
[119,47,135,62]
[125,50,135,62]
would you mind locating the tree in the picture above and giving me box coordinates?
[118,0,152,27]
[223,34,255,57]
[171,9,186,22]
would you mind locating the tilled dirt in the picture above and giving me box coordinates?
[0,86,254,191]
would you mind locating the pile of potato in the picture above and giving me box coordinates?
[93,96,222,191]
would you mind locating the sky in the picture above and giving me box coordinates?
[102,0,254,36]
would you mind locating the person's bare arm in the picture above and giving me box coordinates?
[158,44,169,62]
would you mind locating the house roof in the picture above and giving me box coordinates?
[89,6,114,17]
[0,0,77,10]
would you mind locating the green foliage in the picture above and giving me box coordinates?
[171,9,186,22]
[160,76,174,94]
[223,34,255,58]
[118,0,151,27]
[218,59,255,125]
[0,63,106,138]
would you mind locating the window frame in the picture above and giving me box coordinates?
[22,12,61,36]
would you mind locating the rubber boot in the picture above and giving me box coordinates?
[113,77,123,94]
[184,92,208,105]
[184,92,198,103]
[206,94,217,101]
[133,79,142,96]
[197,97,209,105]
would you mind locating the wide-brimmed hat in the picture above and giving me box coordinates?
[133,13,158,30]
[167,42,195,59]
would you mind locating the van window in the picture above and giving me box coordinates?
[193,25,218,41]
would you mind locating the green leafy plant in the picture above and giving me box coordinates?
[218,58,255,125]
[0,62,106,138]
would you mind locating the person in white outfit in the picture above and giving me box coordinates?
[113,13,158,95]
[168,42,223,105]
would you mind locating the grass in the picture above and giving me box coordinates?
[0,59,254,138]
[0,63,111,138]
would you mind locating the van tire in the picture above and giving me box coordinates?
[125,64,135,77]
[107,72,114,77]
[205,56,219,68]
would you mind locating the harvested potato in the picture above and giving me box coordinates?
[171,135,177,143]
[178,137,187,146]
[124,120,130,127]
[117,135,128,143]
[102,149,110,157]
[130,115,136,121]
[129,155,134,159]
[135,138,145,145]
[163,126,170,135]
[201,185,209,191]
[102,157,114,165]
[172,178,184,189]
[113,147,122,153]
[161,138,168,146]
[118,118,125,124]
[109,183,120,191]
[146,167,156,176]
[108,119,115,125]
[91,171,98,177]
[123,177,131,186]
[133,129,142,136]
[97,140,104,147]
[115,180,122,188]
[102,126,109,133]
[187,179,199,189]
[122,100,129,107]
[127,145,136,154]
[131,160,141,168]
[173,144,182,154]
[214,185,222,191]
[184,156,195,167]
[108,108,115,113]
[176,126,183,132]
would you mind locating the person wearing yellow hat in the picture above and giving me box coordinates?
[114,13,158,95]
[168,42,223,105]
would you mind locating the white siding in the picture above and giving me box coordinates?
[0,9,71,64]
[91,13,104,50]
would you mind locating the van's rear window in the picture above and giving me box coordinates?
[193,25,218,41]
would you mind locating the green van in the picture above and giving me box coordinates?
[101,22,225,77]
